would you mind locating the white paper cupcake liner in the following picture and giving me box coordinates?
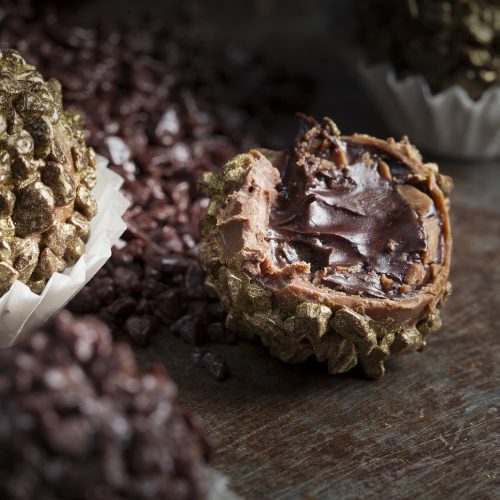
[356,60,500,160]
[0,155,129,348]
[207,469,241,500]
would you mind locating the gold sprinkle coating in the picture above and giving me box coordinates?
[0,49,97,296]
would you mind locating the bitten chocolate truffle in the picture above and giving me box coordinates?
[0,49,97,296]
[0,311,211,500]
[200,117,452,378]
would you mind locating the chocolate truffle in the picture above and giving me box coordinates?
[0,49,97,296]
[200,117,452,378]
[356,0,500,100]
[0,311,211,500]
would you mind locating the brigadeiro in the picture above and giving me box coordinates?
[356,0,500,100]
[0,48,97,296]
[0,311,211,500]
[354,0,500,159]
[200,117,452,378]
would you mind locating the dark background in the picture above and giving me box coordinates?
[52,0,387,140]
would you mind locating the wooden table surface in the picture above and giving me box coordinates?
[135,159,500,499]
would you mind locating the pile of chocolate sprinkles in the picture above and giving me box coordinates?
[0,1,310,379]
[0,311,211,499]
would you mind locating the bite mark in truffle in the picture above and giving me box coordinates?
[266,120,444,299]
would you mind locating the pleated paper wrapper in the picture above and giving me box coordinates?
[0,155,129,348]
[207,469,241,500]
[357,60,500,161]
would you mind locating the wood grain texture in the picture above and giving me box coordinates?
[135,162,500,499]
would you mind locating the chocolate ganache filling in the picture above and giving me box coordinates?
[267,122,443,299]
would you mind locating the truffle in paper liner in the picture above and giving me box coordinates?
[356,61,500,160]
[0,155,128,347]
[0,48,101,296]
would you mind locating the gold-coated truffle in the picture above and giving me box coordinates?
[199,118,452,378]
[0,49,97,296]
[356,0,500,100]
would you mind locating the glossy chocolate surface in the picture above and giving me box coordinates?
[267,127,443,298]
